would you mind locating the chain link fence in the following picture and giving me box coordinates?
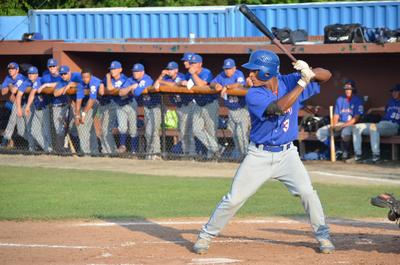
[0,88,251,162]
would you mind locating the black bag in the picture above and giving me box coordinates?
[300,116,329,132]
[324,23,365,43]
[272,27,308,44]
[363,27,400,44]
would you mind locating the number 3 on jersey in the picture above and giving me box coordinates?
[283,119,290,132]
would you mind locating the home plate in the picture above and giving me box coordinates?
[188,258,241,264]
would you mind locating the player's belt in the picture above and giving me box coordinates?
[253,142,292,152]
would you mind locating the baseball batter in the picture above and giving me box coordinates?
[193,50,335,254]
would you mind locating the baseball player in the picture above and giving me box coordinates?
[116,65,140,154]
[316,80,363,160]
[124,64,156,159]
[193,50,335,254]
[0,62,26,148]
[181,54,219,158]
[52,65,81,153]
[14,67,36,151]
[352,84,400,163]
[154,61,194,155]
[210,58,250,159]
[23,67,53,152]
[75,68,102,155]
[98,61,126,154]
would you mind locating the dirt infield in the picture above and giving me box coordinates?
[0,217,398,265]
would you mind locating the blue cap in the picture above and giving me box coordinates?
[109,61,122,70]
[181,52,194,61]
[189,54,202,64]
[132,63,145,72]
[7,62,19,69]
[391,84,400,92]
[47,58,58,67]
[27,66,38,74]
[223,58,236,69]
[59,65,70,74]
[166,61,179,70]
[343,80,356,90]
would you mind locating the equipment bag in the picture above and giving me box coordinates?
[324,24,365,43]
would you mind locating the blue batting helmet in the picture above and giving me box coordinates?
[242,50,280,81]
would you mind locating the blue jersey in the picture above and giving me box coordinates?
[77,76,101,108]
[382,98,400,125]
[334,95,364,122]
[246,73,320,146]
[211,70,246,110]
[54,72,81,105]
[100,74,128,106]
[186,68,215,106]
[165,73,193,107]
[132,74,157,108]
[1,73,25,91]
[19,78,50,109]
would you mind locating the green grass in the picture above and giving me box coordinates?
[0,165,397,220]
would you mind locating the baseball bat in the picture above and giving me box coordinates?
[238,4,297,62]
[329,106,336,162]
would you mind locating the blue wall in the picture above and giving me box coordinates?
[1,2,399,41]
[0,16,28,40]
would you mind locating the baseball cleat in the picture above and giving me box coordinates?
[193,237,211,254]
[318,238,335,254]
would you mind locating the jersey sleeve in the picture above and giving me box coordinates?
[236,71,246,85]
[210,74,221,85]
[14,75,25,89]
[281,72,301,92]
[70,72,82,83]
[55,81,65,90]
[334,98,341,115]
[198,69,213,84]
[299,82,320,103]
[245,88,275,121]
[18,80,29,93]
[1,76,11,89]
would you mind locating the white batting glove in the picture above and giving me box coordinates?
[297,68,316,87]
[293,60,310,71]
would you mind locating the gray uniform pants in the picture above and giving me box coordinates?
[30,105,52,152]
[76,105,99,155]
[199,143,330,242]
[98,102,117,154]
[116,100,137,137]
[3,103,19,140]
[144,105,161,154]
[353,120,399,156]
[192,100,219,154]
[177,102,195,155]
[228,108,250,157]
[316,122,353,142]
[52,104,70,152]
[17,104,35,150]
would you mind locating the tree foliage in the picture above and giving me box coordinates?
[0,0,364,16]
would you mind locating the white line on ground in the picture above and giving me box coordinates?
[0,242,108,249]
[188,258,241,265]
[309,171,400,184]
[75,219,299,227]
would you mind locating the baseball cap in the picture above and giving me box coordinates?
[59,65,70,74]
[27,66,38,74]
[109,61,122,70]
[181,52,194,61]
[7,62,19,69]
[343,80,356,90]
[166,61,179,70]
[390,84,400,92]
[47,58,58,67]
[223,58,236,69]
[132,63,145,72]
[189,54,202,64]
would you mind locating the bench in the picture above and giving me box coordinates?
[298,131,400,160]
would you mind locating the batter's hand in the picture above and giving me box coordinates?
[215,83,223,91]
[293,60,310,71]
[300,68,315,84]
[24,107,31,117]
